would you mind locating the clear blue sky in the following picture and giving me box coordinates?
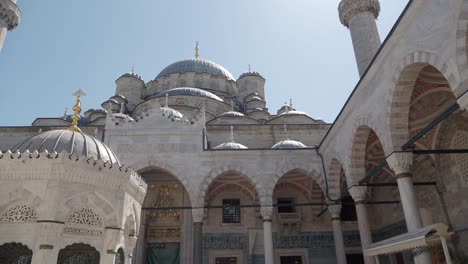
[0,0,408,126]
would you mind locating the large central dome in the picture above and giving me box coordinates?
[156,59,234,80]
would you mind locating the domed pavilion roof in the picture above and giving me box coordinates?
[156,59,234,80]
[12,129,120,164]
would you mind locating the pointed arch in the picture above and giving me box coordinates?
[456,0,468,95]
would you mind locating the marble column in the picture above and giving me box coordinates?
[102,228,123,263]
[386,152,432,264]
[192,208,204,264]
[329,204,347,264]
[349,186,375,264]
[261,206,275,264]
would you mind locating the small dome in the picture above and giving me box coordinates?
[219,111,245,117]
[281,110,311,117]
[214,142,248,150]
[112,113,135,122]
[13,130,120,164]
[160,106,183,120]
[148,87,224,102]
[239,71,264,79]
[272,139,307,149]
[156,59,234,80]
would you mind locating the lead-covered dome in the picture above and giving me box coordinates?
[148,87,224,102]
[272,139,307,149]
[12,130,120,165]
[214,142,248,150]
[156,59,234,80]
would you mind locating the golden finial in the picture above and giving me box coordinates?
[195,41,200,60]
[69,89,86,132]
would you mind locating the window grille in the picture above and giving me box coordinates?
[280,256,303,264]
[222,199,240,223]
[277,198,295,213]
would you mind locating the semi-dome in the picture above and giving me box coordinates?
[160,106,183,120]
[214,142,248,150]
[272,139,307,149]
[148,87,224,102]
[156,59,234,80]
[12,129,120,164]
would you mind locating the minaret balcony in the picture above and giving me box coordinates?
[0,0,21,30]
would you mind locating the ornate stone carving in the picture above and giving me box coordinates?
[0,204,37,223]
[328,204,342,218]
[260,206,273,219]
[338,0,380,27]
[66,208,103,226]
[386,152,413,175]
[0,0,21,30]
[64,227,103,237]
[348,186,367,202]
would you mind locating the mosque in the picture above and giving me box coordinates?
[1,0,468,263]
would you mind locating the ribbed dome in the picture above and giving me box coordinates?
[13,130,120,164]
[149,87,224,102]
[239,71,264,79]
[156,59,234,80]
[214,142,248,150]
[219,111,245,117]
[272,139,307,149]
[160,106,183,120]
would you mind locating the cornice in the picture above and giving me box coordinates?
[338,0,380,28]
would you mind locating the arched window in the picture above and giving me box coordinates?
[64,208,103,237]
[114,248,125,264]
[0,242,33,264]
[0,204,37,223]
[57,243,100,264]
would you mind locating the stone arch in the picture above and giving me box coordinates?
[135,160,194,198]
[327,158,346,199]
[60,191,119,228]
[57,243,100,264]
[456,0,468,96]
[198,166,261,207]
[348,124,377,185]
[388,52,459,151]
[269,162,325,198]
[0,242,33,264]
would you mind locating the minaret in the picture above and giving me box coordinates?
[338,0,381,77]
[0,0,21,52]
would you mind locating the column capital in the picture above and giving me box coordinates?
[338,0,380,27]
[457,92,468,111]
[328,204,342,219]
[192,208,205,223]
[386,152,413,175]
[348,186,368,202]
[260,206,273,220]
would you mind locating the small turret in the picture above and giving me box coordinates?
[115,70,145,111]
[237,67,266,101]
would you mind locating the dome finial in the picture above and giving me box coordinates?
[290,98,293,108]
[248,64,251,73]
[69,89,86,132]
[63,107,68,120]
[195,41,200,60]
[131,64,135,74]
[165,93,169,107]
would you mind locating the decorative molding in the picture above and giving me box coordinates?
[0,0,21,30]
[386,152,413,175]
[338,0,380,28]
[260,206,273,219]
